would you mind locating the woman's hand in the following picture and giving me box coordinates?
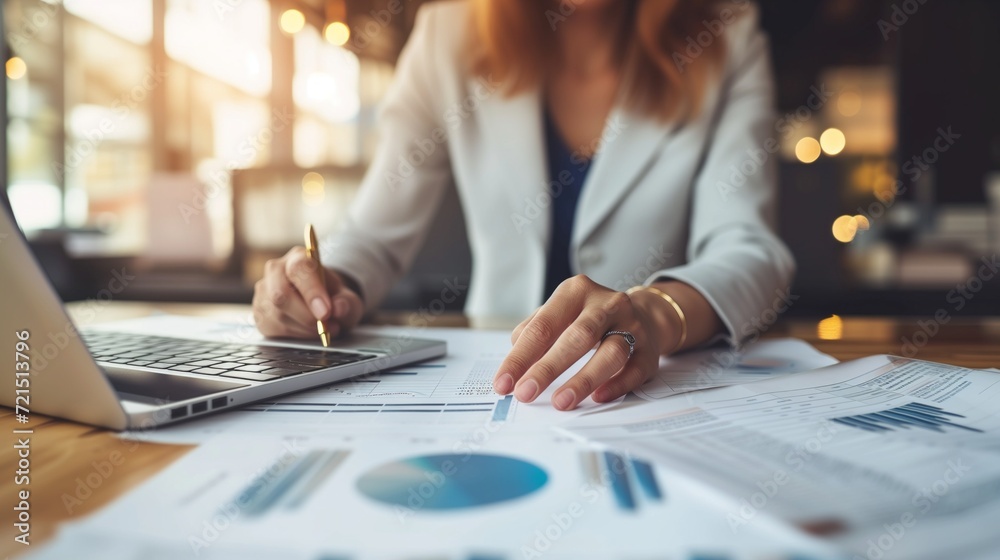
[493,275,678,410]
[253,246,365,340]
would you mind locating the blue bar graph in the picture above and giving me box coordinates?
[630,458,663,501]
[830,402,982,434]
[603,451,636,511]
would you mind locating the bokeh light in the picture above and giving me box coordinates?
[6,57,27,80]
[280,9,306,34]
[302,171,325,206]
[832,215,859,243]
[795,137,822,164]
[324,22,350,46]
[817,315,844,341]
[820,128,846,156]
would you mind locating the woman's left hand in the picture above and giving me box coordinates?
[492,275,670,410]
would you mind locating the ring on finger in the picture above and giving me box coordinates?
[602,330,636,359]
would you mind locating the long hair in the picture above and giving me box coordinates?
[468,0,731,122]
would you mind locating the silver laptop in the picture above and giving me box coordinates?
[0,206,446,431]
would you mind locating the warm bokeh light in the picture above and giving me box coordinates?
[832,215,859,243]
[280,9,306,34]
[5,57,27,80]
[795,137,822,164]
[854,215,870,231]
[838,90,862,117]
[324,22,350,46]
[817,315,844,341]
[820,128,846,156]
[302,171,325,206]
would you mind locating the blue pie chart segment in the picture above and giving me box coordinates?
[356,453,548,510]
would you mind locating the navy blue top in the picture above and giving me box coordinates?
[543,108,592,300]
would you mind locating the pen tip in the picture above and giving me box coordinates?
[320,332,331,347]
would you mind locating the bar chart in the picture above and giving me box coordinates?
[829,402,982,433]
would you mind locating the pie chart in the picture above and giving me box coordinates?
[356,453,548,510]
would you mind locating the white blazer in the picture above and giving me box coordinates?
[325,0,794,345]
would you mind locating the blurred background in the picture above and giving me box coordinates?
[3,0,1000,321]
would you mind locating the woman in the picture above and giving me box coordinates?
[253,0,794,410]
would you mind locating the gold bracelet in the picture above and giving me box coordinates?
[627,285,687,354]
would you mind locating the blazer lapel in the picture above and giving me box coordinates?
[573,107,677,247]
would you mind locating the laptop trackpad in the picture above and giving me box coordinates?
[104,367,248,405]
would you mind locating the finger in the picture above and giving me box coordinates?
[495,308,539,394]
[329,289,364,332]
[552,328,635,410]
[496,305,575,396]
[283,248,332,321]
[265,272,315,330]
[592,354,657,403]
[517,297,627,404]
[253,281,321,339]
[511,308,539,345]
[498,278,591,400]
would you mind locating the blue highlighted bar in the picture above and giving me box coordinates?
[492,395,513,422]
[630,459,663,501]
[603,451,636,511]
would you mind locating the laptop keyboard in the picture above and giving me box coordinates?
[81,331,377,383]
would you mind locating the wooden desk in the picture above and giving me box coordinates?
[2,303,998,556]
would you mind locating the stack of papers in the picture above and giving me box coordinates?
[563,355,1000,559]
[26,320,999,559]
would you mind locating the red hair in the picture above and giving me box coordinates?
[469,0,730,121]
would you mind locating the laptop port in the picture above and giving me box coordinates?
[191,401,208,414]
[170,406,188,419]
[211,396,228,409]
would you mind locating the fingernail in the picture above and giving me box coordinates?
[333,299,349,319]
[310,298,329,319]
[514,379,539,403]
[494,373,514,394]
[553,389,576,411]
[593,389,610,403]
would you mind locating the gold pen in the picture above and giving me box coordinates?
[304,223,331,347]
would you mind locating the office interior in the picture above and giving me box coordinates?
[4,0,1000,324]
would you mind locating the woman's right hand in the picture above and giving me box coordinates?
[252,246,365,340]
